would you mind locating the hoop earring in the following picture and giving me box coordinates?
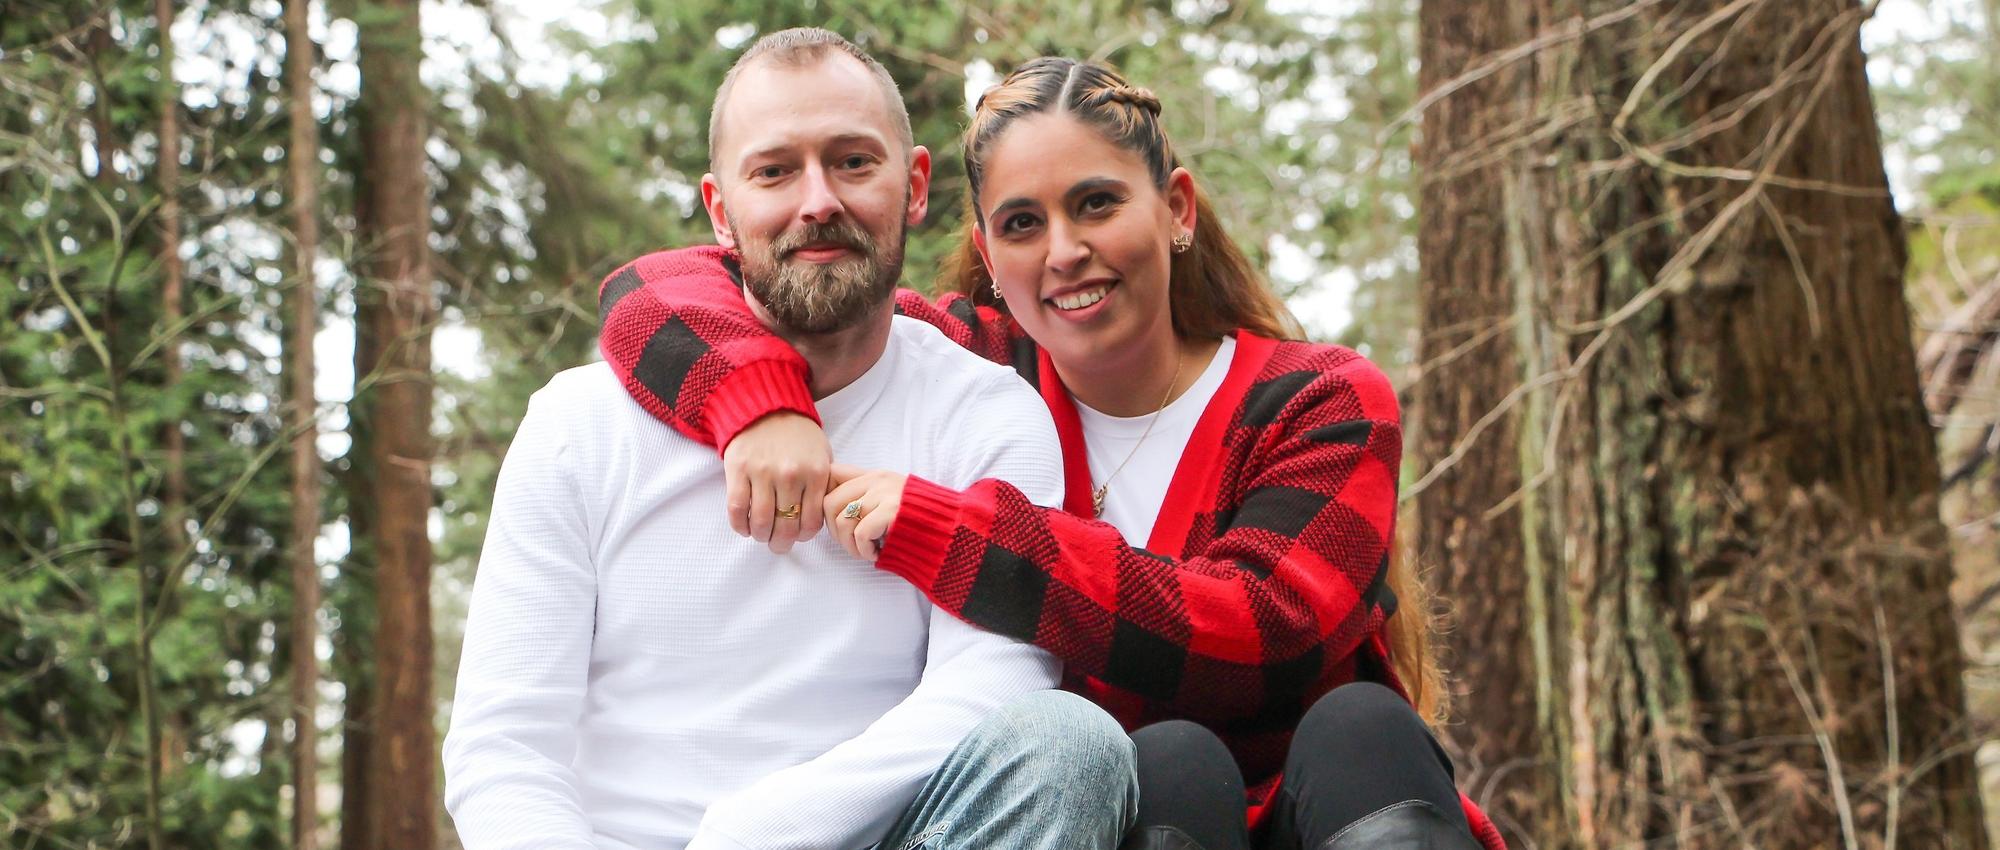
[1171,232,1193,254]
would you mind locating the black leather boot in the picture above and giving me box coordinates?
[1119,825,1209,850]
[1317,801,1482,850]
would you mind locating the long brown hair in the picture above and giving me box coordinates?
[942,56,1447,722]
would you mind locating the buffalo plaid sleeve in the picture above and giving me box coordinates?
[598,249,1026,450]
[877,352,1402,723]
[596,246,818,450]
[892,291,1026,367]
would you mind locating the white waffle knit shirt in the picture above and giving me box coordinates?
[443,315,1065,850]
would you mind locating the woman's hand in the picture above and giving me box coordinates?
[723,412,832,554]
[822,464,908,561]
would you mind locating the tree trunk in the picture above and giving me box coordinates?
[354,1,437,847]
[1414,1,1988,846]
[338,241,381,850]
[285,0,324,846]
[131,7,169,848]
[337,640,373,850]
[1411,3,1548,841]
[155,0,187,554]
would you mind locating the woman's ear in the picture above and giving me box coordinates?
[1166,167,1197,237]
[972,226,995,286]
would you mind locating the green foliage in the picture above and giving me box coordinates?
[1871,0,2000,209]
[4,1,300,844]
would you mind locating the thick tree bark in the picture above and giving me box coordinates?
[353,1,437,847]
[1415,1,1987,846]
[1411,4,1547,841]
[285,0,324,846]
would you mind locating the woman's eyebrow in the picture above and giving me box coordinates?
[989,177,1128,220]
[1063,177,1126,203]
[989,196,1038,219]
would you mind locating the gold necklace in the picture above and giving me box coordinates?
[1091,347,1188,518]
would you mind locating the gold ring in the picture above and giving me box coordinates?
[776,504,802,519]
[841,500,865,520]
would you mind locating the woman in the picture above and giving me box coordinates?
[597,57,1503,850]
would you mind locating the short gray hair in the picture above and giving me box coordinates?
[708,27,914,173]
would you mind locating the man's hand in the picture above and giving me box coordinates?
[722,412,832,553]
[822,464,908,562]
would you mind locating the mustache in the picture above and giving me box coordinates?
[773,222,871,258]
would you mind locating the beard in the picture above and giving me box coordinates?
[733,214,905,336]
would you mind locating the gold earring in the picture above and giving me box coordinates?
[1171,232,1192,254]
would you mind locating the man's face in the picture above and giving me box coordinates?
[702,54,931,335]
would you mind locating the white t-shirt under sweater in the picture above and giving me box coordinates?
[443,315,1066,850]
[1073,336,1237,548]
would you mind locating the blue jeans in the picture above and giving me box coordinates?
[873,690,1139,850]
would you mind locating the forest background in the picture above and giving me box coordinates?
[5,0,1998,847]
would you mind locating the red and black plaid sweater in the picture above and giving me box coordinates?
[596,246,1504,848]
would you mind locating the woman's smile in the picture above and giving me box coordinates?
[1047,279,1119,315]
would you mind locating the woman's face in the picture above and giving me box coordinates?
[973,113,1195,369]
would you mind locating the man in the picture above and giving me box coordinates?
[442,28,1135,850]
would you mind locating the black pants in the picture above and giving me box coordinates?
[1120,682,1471,850]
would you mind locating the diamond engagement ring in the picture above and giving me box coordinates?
[841,500,865,520]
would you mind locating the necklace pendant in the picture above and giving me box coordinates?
[1084,348,1186,524]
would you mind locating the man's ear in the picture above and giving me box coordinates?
[701,173,736,249]
[904,146,932,226]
